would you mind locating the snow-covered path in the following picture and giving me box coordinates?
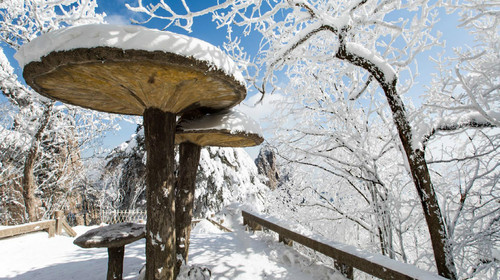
[188,230,328,279]
[0,226,145,279]
[0,221,342,280]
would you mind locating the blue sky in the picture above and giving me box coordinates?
[99,1,232,49]
[1,1,475,158]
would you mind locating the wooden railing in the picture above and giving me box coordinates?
[242,210,447,280]
[100,209,147,224]
[0,211,77,239]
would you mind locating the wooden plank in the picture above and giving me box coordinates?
[0,221,55,239]
[206,218,233,232]
[241,211,447,280]
[62,220,77,237]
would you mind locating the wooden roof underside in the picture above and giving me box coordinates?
[23,47,246,115]
[175,129,264,147]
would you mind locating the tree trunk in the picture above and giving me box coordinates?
[22,103,53,222]
[383,83,456,280]
[144,108,176,280]
[336,43,457,279]
[107,247,125,280]
[368,182,394,259]
[175,142,201,275]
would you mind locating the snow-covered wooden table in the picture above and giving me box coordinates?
[74,222,145,280]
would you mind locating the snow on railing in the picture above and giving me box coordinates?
[242,210,448,280]
[0,211,76,239]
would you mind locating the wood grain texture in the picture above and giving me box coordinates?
[175,129,264,147]
[175,142,201,276]
[144,108,176,280]
[23,47,246,115]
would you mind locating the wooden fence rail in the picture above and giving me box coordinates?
[0,211,76,239]
[242,210,447,280]
[100,209,147,224]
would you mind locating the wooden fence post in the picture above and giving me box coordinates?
[48,222,56,238]
[279,235,293,246]
[54,210,64,235]
[335,261,354,279]
[248,220,262,231]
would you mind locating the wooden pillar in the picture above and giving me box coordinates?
[144,108,176,280]
[54,210,63,235]
[47,223,55,238]
[107,247,125,280]
[175,142,201,274]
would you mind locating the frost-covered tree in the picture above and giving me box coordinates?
[419,2,500,278]
[0,0,104,49]
[101,125,268,215]
[424,0,499,129]
[0,0,120,223]
[269,73,400,259]
[128,1,499,278]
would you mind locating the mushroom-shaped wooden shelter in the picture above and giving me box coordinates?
[174,109,263,267]
[16,24,247,280]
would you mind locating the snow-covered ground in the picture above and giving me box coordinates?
[0,207,344,280]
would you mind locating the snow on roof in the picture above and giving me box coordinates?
[178,109,263,137]
[15,24,245,85]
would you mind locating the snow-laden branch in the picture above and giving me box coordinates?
[340,42,396,85]
[420,112,496,149]
[0,49,33,107]
[0,0,104,49]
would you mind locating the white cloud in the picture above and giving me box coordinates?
[104,14,130,25]
[237,93,285,128]
[237,93,285,159]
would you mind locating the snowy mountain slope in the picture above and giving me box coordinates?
[100,125,268,216]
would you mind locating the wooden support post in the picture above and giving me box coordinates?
[279,235,293,246]
[144,108,176,280]
[335,261,354,279]
[54,210,63,235]
[107,246,125,280]
[175,141,201,276]
[247,220,262,232]
[47,222,55,238]
[62,220,77,237]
